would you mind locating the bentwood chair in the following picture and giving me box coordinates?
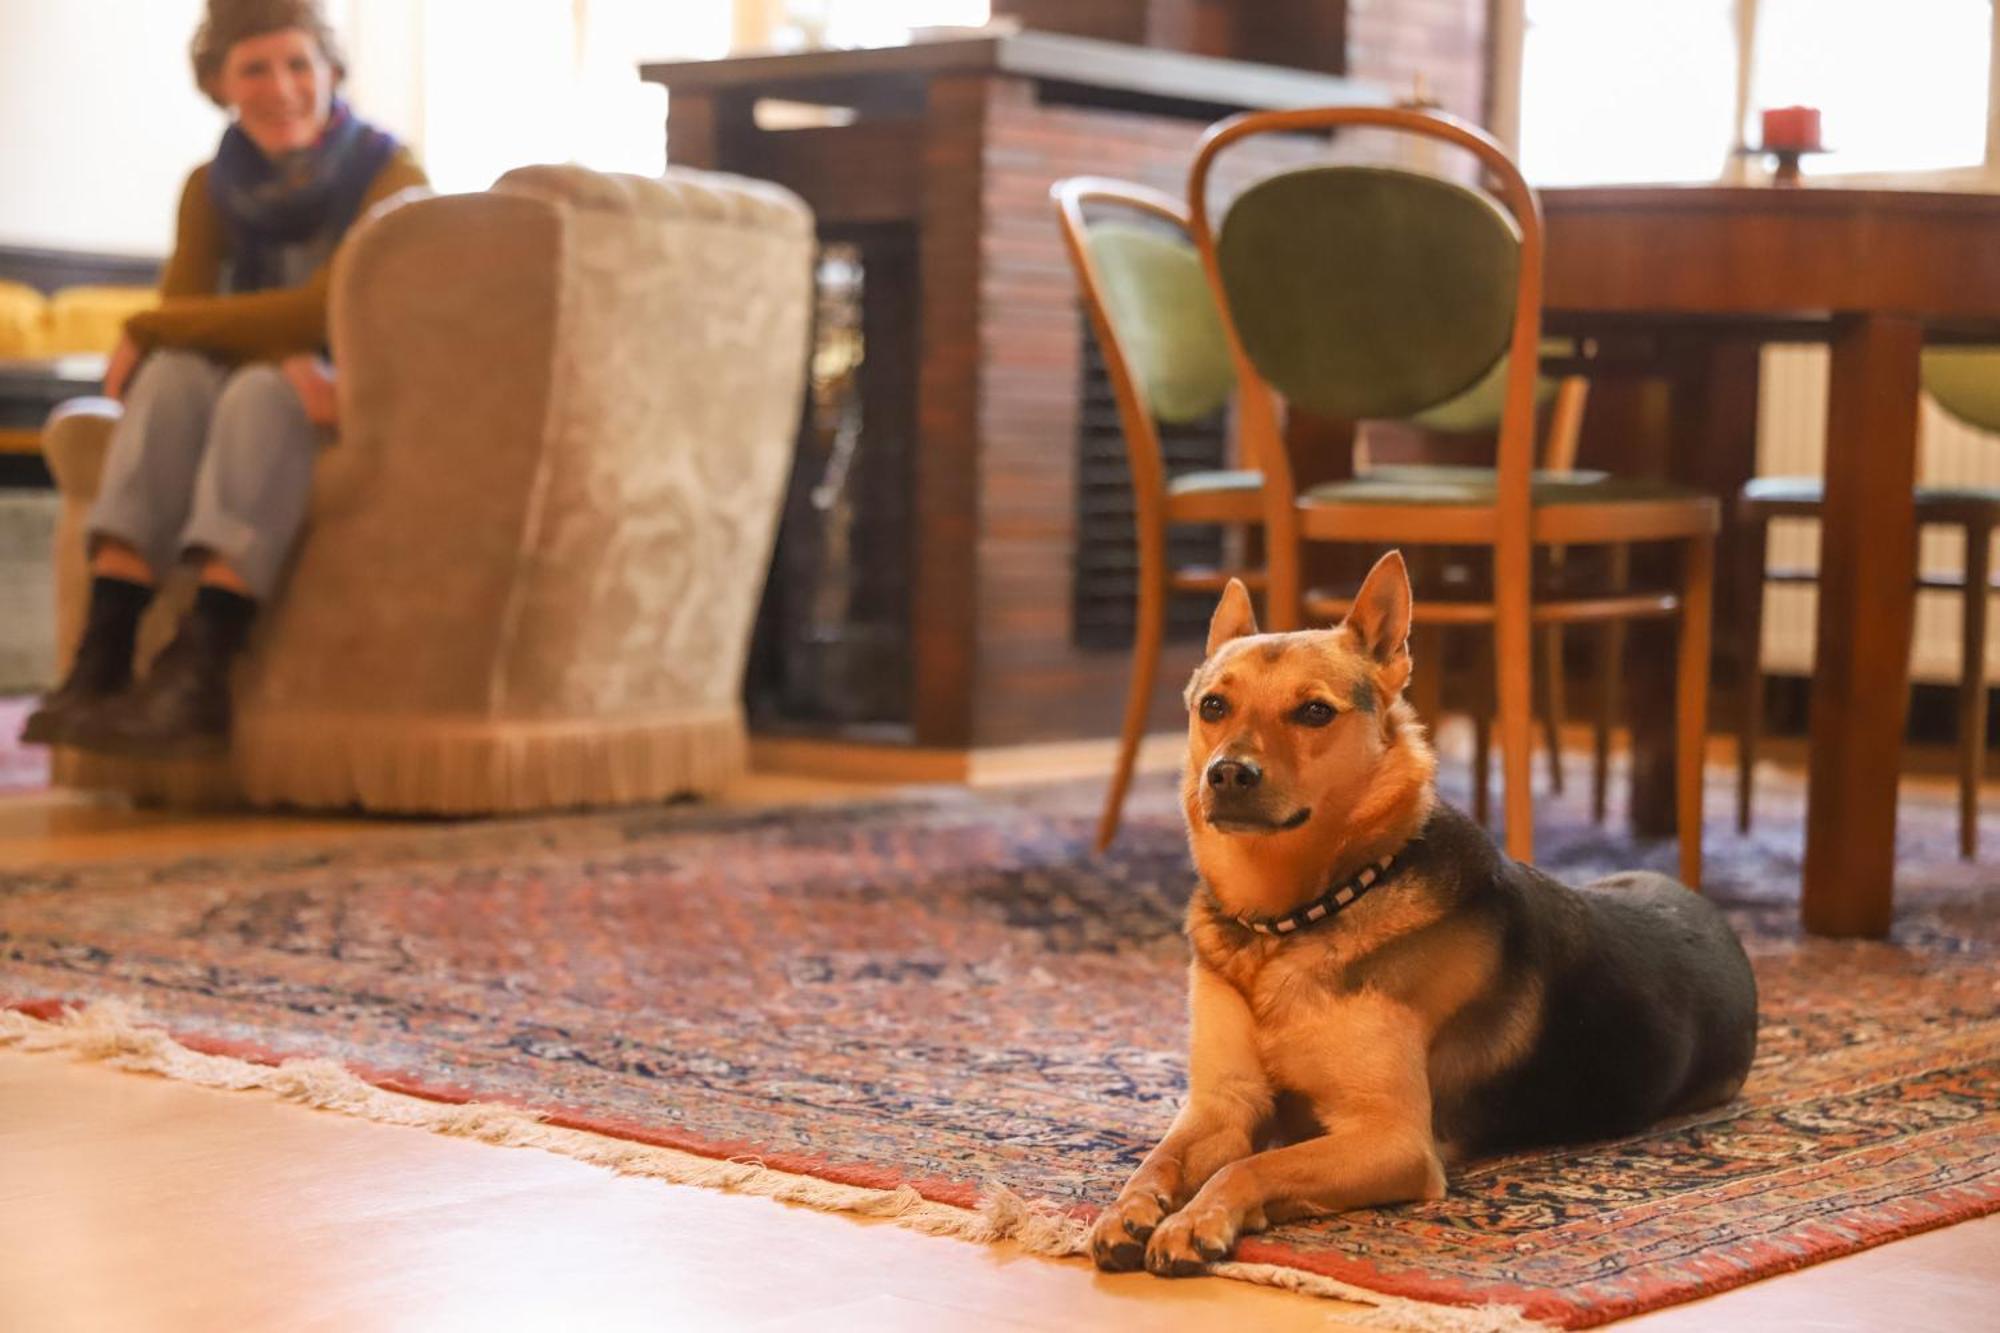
[1053,176,1611,853]
[1374,348,1616,821]
[1052,178,1260,851]
[1187,106,1719,881]
[1738,348,1999,859]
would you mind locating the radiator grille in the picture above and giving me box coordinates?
[1072,318,1232,649]
[1756,344,2000,685]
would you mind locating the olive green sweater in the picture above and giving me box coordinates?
[125,146,429,363]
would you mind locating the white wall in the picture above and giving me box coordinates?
[0,0,221,257]
[0,0,724,256]
[0,0,432,258]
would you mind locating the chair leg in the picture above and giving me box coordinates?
[1540,623,1568,795]
[1472,632,1493,827]
[1265,510,1302,633]
[1678,533,1716,890]
[1958,521,1992,861]
[1410,623,1445,744]
[1097,537,1168,853]
[1496,580,1536,864]
[1593,544,1629,824]
[1737,514,1769,835]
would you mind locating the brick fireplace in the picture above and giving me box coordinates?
[643,8,1484,752]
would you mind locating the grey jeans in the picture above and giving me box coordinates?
[87,348,322,601]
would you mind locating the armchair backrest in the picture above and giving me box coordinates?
[255,163,814,721]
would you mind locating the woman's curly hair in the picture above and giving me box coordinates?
[190,0,346,107]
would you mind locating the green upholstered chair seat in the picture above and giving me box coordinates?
[1741,477,1824,507]
[1911,484,2000,507]
[1361,463,1609,487]
[1217,165,1521,422]
[1743,475,2000,509]
[1167,468,1262,496]
[1085,222,1235,425]
[1306,472,1702,507]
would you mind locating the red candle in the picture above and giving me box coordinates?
[1761,106,1822,151]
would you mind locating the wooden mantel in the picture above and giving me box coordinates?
[641,30,1384,118]
[644,37,1382,751]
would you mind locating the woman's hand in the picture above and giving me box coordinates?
[281,354,338,427]
[103,335,141,402]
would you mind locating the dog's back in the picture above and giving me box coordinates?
[1424,805,1759,1156]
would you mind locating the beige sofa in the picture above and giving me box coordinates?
[44,162,814,812]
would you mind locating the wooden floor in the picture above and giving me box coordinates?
[1,752,1995,1332]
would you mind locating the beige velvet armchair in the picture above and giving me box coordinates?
[43,162,815,812]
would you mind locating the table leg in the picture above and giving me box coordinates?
[1802,314,1922,938]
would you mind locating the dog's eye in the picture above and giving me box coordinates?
[1198,694,1228,723]
[1294,700,1336,727]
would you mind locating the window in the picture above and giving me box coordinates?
[343,1,994,193]
[1518,0,1740,185]
[1508,0,2000,185]
[341,0,730,194]
[751,1,991,53]
[1751,0,1990,175]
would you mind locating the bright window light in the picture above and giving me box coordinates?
[821,0,989,49]
[415,0,732,193]
[1519,0,1740,185]
[1753,0,1989,174]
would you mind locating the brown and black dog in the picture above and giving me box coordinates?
[1090,550,1757,1276]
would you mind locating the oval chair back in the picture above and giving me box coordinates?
[1406,338,1585,476]
[1052,177,1236,512]
[1186,106,1547,632]
[1217,164,1521,422]
[1924,347,2000,435]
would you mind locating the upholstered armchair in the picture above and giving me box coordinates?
[42,162,815,812]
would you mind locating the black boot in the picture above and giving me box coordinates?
[68,585,257,759]
[19,577,153,746]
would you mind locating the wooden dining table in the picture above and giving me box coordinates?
[1539,185,2000,939]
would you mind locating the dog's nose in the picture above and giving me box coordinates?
[1206,757,1262,791]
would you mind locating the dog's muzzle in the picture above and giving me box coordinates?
[1206,757,1262,792]
[1202,757,1310,832]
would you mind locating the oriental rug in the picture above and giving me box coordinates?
[2,765,1995,1329]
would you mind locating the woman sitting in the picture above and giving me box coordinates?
[22,0,427,758]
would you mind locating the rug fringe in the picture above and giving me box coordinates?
[1,1001,1547,1333]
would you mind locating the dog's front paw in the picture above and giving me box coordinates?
[1088,1190,1171,1272]
[1144,1201,1238,1277]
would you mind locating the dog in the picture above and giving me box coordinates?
[1089,549,1758,1276]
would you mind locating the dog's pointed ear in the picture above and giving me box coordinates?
[1206,578,1259,657]
[1343,550,1413,669]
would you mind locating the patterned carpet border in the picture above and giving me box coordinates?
[0,999,1538,1333]
[2,769,1995,1329]
[11,988,1990,1330]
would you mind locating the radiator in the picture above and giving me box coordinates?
[1756,344,2000,685]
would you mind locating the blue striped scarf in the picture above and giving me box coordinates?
[208,97,398,294]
